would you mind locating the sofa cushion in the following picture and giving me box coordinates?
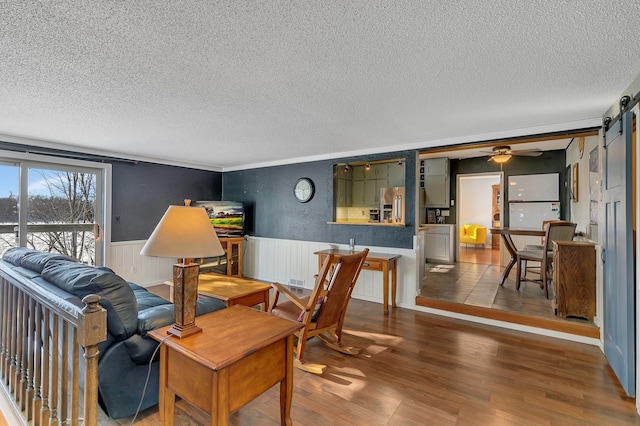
[21,250,74,273]
[2,247,40,266]
[132,286,172,312]
[41,260,138,340]
[135,296,226,336]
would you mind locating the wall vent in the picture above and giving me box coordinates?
[288,278,305,288]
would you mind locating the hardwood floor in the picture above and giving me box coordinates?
[101,290,638,425]
[457,245,500,265]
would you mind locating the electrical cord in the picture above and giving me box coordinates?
[130,334,171,425]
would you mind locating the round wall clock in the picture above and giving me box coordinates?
[294,177,314,203]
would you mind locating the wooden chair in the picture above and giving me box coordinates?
[516,222,576,299]
[268,248,369,374]
[522,220,571,277]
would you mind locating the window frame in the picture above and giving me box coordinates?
[0,149,112,266]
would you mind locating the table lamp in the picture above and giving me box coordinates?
[141,203,224,338]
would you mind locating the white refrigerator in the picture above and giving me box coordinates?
[507,173,561,229]
[508,202,561,229]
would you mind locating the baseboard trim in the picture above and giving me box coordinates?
[415,296,599,339]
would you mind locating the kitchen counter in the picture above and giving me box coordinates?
[328,221,405,226]
[419,224,455,263]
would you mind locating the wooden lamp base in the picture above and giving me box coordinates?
[167,262,202,339]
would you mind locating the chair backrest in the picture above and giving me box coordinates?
[312,249,368,329]
[544,221,577,251]
[461,224,478,237]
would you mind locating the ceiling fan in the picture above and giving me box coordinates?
[482,145,543,163]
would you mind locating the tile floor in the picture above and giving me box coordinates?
[420,246,595,325]
[420,261,558,319]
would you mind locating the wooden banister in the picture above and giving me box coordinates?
[0,266,107,425]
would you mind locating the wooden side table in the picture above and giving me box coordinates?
[148,305,303,425]
[313,249,400,315]
[165,273,270,310]
[197,273,271,310]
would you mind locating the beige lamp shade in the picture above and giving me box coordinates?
[140,205,225,259]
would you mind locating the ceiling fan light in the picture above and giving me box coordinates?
[491,154,512,164]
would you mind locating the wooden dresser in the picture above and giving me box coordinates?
[552,241,596,321]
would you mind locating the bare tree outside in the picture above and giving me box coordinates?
[0,192,18,253]
[28,170,97,264]
[0,169,97,265]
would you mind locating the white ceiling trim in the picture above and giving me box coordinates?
[0,133,224,172]
[1,115,601,172]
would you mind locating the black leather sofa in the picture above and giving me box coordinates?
[0,247,226,419]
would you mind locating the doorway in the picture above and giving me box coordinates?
[456,173,502,266]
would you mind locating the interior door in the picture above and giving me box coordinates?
[602,110,635,396]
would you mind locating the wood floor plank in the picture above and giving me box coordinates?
[101,287,639,425]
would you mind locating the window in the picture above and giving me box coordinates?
[0,151,110,266]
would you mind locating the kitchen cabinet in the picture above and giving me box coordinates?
[387,163,405,187]
[351,166,383,207]
[552,241,596,321]
[351,165,365,180]
[363,179,385,206]
[424,158,448,175]
[422,224,455,263]
[336,164,352,207]
[336,178,352,206]
[352,180,365,206]
[370,163,388,179]
[424,158,450,208]
[334,159,406,216]
[351,163,403,207]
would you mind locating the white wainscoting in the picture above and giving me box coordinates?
[109,237,419,309]
[109,240,176,285]
[244,236,418,308]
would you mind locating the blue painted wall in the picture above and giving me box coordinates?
[223,150,417,249]
[111,162,222,241]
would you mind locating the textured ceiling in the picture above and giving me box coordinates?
[0,1,638,171]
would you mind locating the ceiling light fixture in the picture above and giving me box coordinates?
[397,160,403,168]
[344,164,350,173]
[491,154,512,164]
[365,162,371,170]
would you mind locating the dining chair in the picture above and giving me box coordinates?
[268,248,368,374]
[515,221,577,298]
[521,220,572,278]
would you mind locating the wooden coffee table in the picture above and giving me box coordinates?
[167,273,271,310]
[149,305,303,425]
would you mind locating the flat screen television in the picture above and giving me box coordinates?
[194,201,245,236]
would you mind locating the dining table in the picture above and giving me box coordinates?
[490,227,546,286]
